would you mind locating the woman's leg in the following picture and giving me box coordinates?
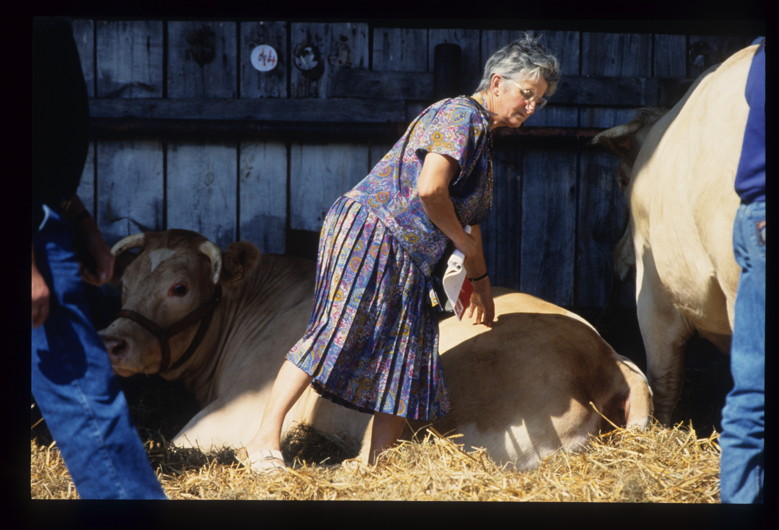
[369,412,407,464]
[244,360,313,458]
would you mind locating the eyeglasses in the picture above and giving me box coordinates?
[504,78,548,110]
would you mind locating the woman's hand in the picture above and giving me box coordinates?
[466,275,494,327]
[76,217,115,286]
[463,225,493,326]
[32,251,50,328]
[62,195,115,286]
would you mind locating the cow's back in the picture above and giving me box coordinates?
[628,44,759,335]
[425,289,644,470]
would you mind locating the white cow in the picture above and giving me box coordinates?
[100,229,652,469]
[590,44,760,424]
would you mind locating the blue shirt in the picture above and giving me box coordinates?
[734,42,765,204]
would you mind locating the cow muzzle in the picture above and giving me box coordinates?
[108,285,222,374]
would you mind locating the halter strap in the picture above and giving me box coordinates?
[114,285,222,373]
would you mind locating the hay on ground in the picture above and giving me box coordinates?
[30,420,721,502]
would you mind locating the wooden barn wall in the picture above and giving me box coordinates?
[68,19,756,309]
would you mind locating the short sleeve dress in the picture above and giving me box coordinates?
[287,96,493,421]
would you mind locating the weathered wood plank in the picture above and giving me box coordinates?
[166,142,237,247]
[70,19,95,98]
[239,141,287,254]
[653,34,687,78]
[290,22,368,98]
[581,32,652,77]
[372,27,428,72]
[331,70,433,100]
[481,146,523,291]
[519,147,577,306]
[579,107,638,129]
[96,139,164,244]
[95,20,163,98]
[428,28,481,95]
[575,148,629,307]
[289,144,370,232]
[76,143,95,214]
[240,21,287,98]
[551,76,662,106]
[688,35,755,78]
[168,21,237,98]
[89,97,405,123]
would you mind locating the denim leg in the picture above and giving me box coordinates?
[31,208,166,500]
[719,201,765,503]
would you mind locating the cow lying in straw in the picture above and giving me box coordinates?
[99,229,652,470]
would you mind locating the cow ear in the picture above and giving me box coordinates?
[111,249,141,285]
[220,241,261,283]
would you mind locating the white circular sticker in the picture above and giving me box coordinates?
[250,44,278,72]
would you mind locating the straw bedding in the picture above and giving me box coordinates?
[31,405,721,502]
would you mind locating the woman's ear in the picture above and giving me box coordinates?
[220,241,261,283]
[490,73,502,95]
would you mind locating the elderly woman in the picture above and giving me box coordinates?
[240,32,560,471]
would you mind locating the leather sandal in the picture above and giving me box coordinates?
[236,447,286,473]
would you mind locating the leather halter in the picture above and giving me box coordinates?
[113,285,222,374]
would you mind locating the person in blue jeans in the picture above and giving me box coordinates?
[719,39,765,504]
[32,17,166,500]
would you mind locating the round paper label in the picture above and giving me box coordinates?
[250,44,278,72]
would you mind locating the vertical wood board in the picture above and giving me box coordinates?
[579,107,638,129]
[519,148,577,306]
[688,35,755,79]
[77,143,96,214]
[96,20,164,98]
[372,27,428,72]
[653,34,687,78]
[70,19,95,98]
[481,146,523,290]
[428,28,481,95]
[239,141,287,254]
[289,144,370,232]
[168,21,238,98]
[581,32,652,77]
[96,139,164,244]
[167,142,237,247]
[575,148,629,307]
[240,21,288,98]
[290,22,368,98]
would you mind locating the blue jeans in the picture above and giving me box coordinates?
[31,206,166,500]
[719,201,765,503]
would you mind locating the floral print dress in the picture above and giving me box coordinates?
[287,96,493,421]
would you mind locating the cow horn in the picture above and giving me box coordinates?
[111,233,146,257]
[198,240,223,284]
[589,121,642,146]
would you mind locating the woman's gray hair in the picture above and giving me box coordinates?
[476,32,561,96]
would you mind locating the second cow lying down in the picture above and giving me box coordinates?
[99,229,652,470]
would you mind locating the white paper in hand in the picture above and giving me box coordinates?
[441,226,473,320]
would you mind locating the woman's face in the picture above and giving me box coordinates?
[489,74,549,129]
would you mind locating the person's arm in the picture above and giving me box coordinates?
[417,152,494,326]
[61,194,115,286]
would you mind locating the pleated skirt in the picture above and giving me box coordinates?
[287,196,450,421]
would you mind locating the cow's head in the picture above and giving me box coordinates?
[590,107,667,191]
[589,107,667,280]
[98,229,260,378]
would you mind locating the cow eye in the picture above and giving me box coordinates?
[169,282,189,297]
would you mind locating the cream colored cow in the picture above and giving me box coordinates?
[590,44,759,424]
[100,229,652,469]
